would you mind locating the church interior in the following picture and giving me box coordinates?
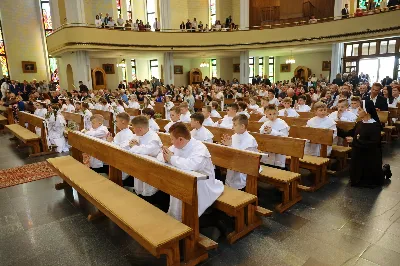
[0,0,400,265]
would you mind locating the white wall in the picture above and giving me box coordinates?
[173,59,191,86]
[0,0,49,81]
[90,58,120,90]
[275,51,332,81]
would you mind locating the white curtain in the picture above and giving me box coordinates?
[240,51,250,84]
[331,43,344,82]
[159,0,171,30]
[163,52,174,85]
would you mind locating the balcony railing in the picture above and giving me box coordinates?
[47,5,400,36]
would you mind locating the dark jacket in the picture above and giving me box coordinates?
[363,94,388,111]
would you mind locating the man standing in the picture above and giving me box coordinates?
[153,18,160,31]
[342,4,350,18]
[363,83,388,111]
[79,81,89,94]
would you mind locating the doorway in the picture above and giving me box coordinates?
[359,56,395,83]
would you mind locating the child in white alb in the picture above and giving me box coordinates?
[190,112,214,143]
[279,97,300,117]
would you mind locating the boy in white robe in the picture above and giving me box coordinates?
[237,102,250,118]
[106,112,135,182]
[349,96,361,116]
[254,97,269,115]
[142,108,160,132]
[267,89,280,106]
[221,114,258,190]
[82,114,109,173]
[328,98,357,122]
[305,102,337,157]
[202,106,215,127]
[215,103,238,129]
[125,116,169,212]
[295,95,311,112]
[157,122,224,221]
[164,106,181,132]
[278,97,300,118]
[210,101,222,118]
[46,104,69,153]
[164,95,175,120]
[190,112,214,143]
[127,94,140,109]
[247,96,259,112]
[259,104,290,168]
[179,102,191,123]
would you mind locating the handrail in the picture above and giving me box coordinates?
[47,5,400,36]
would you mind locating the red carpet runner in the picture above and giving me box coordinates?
[0,162,57,189]
[0,154,91,189]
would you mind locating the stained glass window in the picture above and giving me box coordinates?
[0,20,9,77]
[127,0,132,20]
[117,0,122,17]
[40,1,53,36]
[211,59,217,78]
[209,0,216,26]
[359,0,381,10]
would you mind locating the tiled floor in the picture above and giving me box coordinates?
[0,133,400,266]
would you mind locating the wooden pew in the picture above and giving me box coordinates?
[194,100,204,111]
[157,132,273,244]
[297,112,315,119]
[125,108,140,117]
[249,114,263,122]
[91,109,114,135]
[204,127,306,213]
[280,117,308,127]
[62,111,84,131]
[154,102,165,118]
[251,132,306,212]
[288,126,333,191]
[331,121,356,169]
[155,119,171,132]
[54,131,215,265]
[6,111,52,156]
[218,111,227,117]
[247,122,263,133]
[382,110,396,142]
[0,106,14,124]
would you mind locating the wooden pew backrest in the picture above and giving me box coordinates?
[336,121,356,132]
[155,119,170,132]
[250,132,305,159]
[289,126,333,146]
[61,112,84,130]
[157,132,261,177]
[205,126,234,142]
[18,111,45,129]
[249,114,263,122]
[125,108,140,117]
[377,111,389,124]
[281,117,308,127]
[90,109,114,134]
[248,122,263,133]
[68,131,197,205]
[298,112,315,119]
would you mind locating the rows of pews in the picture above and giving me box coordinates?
[1,102,399,266]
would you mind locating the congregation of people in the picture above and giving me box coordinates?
[0,71,398,233]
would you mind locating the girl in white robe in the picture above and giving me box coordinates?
[34,102,47,136]
[259,105,290,168]
[127,95,140,109]
[46,104,69,153]
[62,98,75,113]
[164,95,175,120]
[142,108,160,132]
[82,102,93,130]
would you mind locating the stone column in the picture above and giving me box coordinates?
[159,0,171,30]
[240,50,249,84]
[240,0,249,29]
[163,52,174,85]
[64,0,86,24]
[330,43,344,82]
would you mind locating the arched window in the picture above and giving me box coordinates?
[0,19,9,77]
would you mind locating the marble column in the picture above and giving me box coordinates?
[240,50,250,84]
[64,0,85,24]
[240,0,249,29]
[163,52,174,85]
[159,0,171,30]
[330,43,344,82]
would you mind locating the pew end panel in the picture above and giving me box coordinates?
[62,111,85,131]
[332,121,356,170]
[251,132,305,212]
[288,126,333,191]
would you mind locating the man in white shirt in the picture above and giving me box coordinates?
[191,18,198,31]
[116,15,124,27]
[153,18,160,31]
[391,86,399,107]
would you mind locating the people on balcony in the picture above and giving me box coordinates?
[342,4,350,18]
[308,15,318,23]
[95,15,102,28]
[116,15,124,28]
[153,18,160,31]
[106,17,115,29]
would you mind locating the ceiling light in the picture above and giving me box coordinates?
[200,61,209,68]
[286,51,295,64]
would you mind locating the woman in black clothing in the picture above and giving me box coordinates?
[338,100,387,188]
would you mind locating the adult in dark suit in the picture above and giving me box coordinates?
[342,4,350,18]
[388,0,399,10]
[363,83,388,111]
[262,75,271,86]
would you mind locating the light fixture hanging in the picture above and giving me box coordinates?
[200,61,209,68]
[286,51,295,64]
[116,59,126,68]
